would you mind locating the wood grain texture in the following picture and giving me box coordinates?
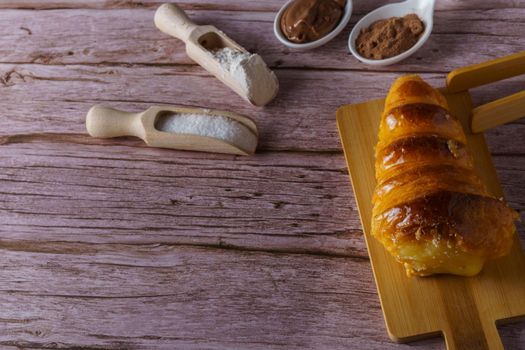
[0,6,523,72]
[1,141,523,256]
[0,142,364,255]
[1,243,524,350]
[0,64,523,152]
[0,244,443,350]
[0,245,523,350]
[0,0,523,11]
[0,0,524,349]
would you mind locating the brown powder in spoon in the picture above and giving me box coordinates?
[356,14,425,60]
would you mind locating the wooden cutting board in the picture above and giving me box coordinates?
[336,53,525,350]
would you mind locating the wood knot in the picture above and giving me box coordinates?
[273,201,287,209]
[0,69,27,87]
[20,27,32,35]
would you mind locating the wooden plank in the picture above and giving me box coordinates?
[336,87,525,347]
[0,64,523,152]
[0,8,523,72]
[0,0,284,11]
[0,141,523,257]
[0,142,366,256]
[0,243,516,350]
[0,0,523,11]
[1,65,436,152]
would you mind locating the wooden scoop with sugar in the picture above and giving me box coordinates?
[154,3,279,106]
[86,105,258,155]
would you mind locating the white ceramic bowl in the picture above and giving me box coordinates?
[348,0,435,66]
[274,0,353,50]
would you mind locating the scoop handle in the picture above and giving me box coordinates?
[154,3,198,42]
[86,105,145,139]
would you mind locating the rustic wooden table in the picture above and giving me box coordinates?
[1,1,524,349]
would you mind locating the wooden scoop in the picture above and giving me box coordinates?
[154,3,278,106]
[86,105,258,155]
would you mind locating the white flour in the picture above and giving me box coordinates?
[212,47,279,106]
[155,112,257,153]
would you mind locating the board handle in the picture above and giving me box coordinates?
[446,51,525,133]
[443,321,503,350]
[446,51,525,93]
[155,3,198,42]
[471,90,525,133]
[86,105,145,139]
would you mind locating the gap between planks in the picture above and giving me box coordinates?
[0,239,370,260]
[0,61,459,75]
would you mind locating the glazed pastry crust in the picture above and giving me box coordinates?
[371,75,518,277]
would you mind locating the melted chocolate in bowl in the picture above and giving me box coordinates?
[280,0,346,43]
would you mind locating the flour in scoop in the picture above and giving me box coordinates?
[212,47,279,106]
[155,112,257,153]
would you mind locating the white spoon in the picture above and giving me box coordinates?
[348,0,435,66]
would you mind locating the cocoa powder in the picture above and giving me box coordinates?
[356,14,424,60]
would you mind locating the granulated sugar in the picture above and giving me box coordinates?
[212,47,279,106]
[155,112,257,153]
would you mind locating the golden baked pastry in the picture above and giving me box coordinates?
[371,75,518,277]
